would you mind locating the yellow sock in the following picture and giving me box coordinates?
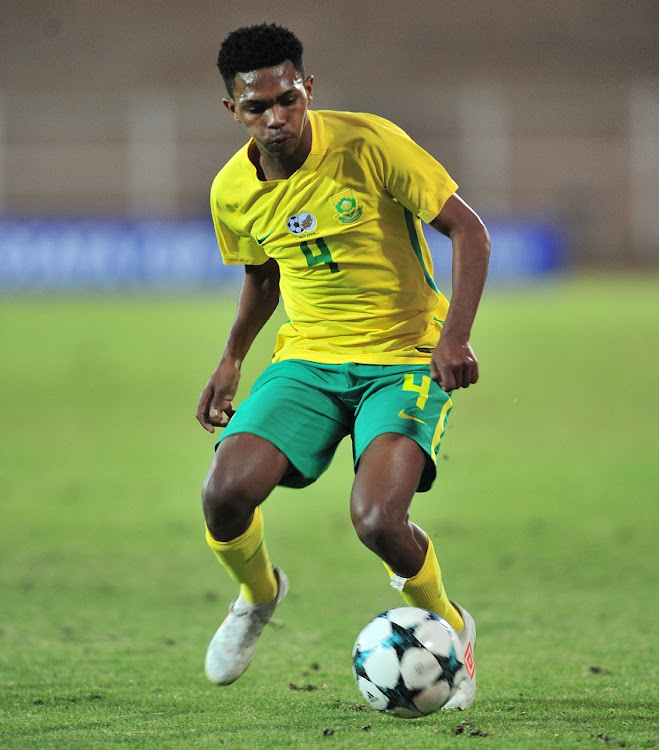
[385,537,464,632]
[205,506,277,604]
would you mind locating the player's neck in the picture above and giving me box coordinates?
[257,154,302,181]
[252,119,313,181]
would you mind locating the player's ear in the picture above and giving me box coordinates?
[223,98,239,121]
[304,74,314,102]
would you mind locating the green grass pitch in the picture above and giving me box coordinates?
[0,274,656,748]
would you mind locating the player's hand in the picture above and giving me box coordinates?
[430,337,479,392]
[195,359,241,433]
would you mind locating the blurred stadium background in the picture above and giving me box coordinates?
[0,0,656,289]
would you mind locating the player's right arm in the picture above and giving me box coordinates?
[196,258,280,433]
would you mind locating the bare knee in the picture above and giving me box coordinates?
[351,492,427,577]
[201,467,258,541]
[201,434,289,541]
[351,496,401,555]
[350,434,428,572]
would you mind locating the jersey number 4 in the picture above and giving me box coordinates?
[299,238,339,273]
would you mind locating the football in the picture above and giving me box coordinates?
[352,607,464,718]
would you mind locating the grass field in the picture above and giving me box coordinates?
[0,274,657,749]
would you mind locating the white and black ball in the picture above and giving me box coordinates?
[352,607,465,718]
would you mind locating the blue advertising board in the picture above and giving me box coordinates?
[0,218,562,290]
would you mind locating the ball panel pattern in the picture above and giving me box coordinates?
[352,607,464,718]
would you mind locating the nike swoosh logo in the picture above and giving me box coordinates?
[398,409,427,425]
[256,231,274,245]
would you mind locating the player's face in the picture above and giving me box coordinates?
[224,60,314,161]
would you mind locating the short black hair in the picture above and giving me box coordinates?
[217,23,304,97]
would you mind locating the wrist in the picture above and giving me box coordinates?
[438,326,471,345]
[219,352,243,370]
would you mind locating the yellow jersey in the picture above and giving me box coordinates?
[210,109,457,364]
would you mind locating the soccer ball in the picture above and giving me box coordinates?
[352,607,464,718]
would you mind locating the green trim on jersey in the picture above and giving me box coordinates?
[404,207,440,294]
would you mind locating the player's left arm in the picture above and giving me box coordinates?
[429,193,491,391]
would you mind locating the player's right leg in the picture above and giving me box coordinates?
[202,433,290,685]
[201,360,349,684]
[202,432,289,599]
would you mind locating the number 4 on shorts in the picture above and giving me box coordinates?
[402,373,431,409]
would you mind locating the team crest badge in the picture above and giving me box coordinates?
[331,190,363,224]
[286,211,317,235]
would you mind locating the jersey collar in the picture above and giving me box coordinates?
[241,109,327,182]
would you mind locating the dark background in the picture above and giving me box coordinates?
[1,1,657,266]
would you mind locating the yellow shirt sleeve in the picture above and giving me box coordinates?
[357,116,458,223]
[210,170,268,266]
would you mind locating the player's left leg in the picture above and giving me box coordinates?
[350,433,463,632]
[350,432,477,710]
[350,364,463,629]
[350,363,476,708]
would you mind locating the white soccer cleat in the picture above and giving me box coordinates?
[204,566,288,685]
[442,602,476,710]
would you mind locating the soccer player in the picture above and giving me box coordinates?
[196,23,490,710]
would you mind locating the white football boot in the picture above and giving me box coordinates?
[204,566,288,685]
[442,602,477,710]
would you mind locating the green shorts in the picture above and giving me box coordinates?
[217,360,453,492]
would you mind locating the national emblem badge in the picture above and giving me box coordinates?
[331,190,363,224]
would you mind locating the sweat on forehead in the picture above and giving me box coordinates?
[232,62,305,97]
